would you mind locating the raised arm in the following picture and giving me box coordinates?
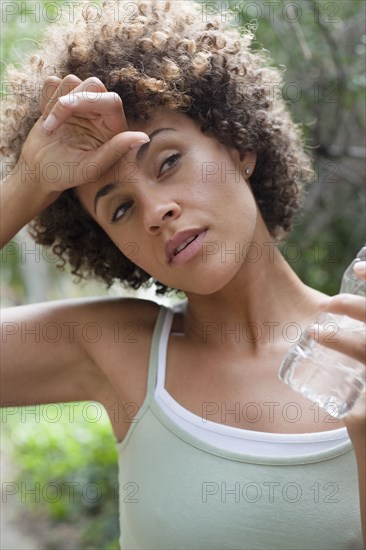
[1,76,152,410]
[1,296,158,408]
[1,298,108,407]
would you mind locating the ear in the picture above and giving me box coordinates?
[239,150,257,180]
[227,147,257,180]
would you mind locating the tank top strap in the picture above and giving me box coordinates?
[144,305,175,406]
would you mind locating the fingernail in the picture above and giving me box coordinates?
[42,113,57,132]
[129,137,150,149]
[58,94,78,105]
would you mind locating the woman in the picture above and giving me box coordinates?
[1,1,365,548]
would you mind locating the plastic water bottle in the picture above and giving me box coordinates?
[278,244,366,419]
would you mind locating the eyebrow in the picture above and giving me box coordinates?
[135,127,176,162]
[93,127,176,214]
[94,182,118,214]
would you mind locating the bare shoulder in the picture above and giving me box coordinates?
[2,294,160,352]
[55,294,161,327]
[71,295,161,357]
[1,296,161,416]
[48,294,161,373]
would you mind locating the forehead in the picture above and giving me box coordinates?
[75,108,202,210]
[127,107,199,132]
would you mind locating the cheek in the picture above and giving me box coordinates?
[191,150,249,204]
[107,229,143,267]
[203,166,258,235]
[121,241,142,265]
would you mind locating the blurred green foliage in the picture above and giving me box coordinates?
[225,0,365,293]
[2,404,120,548]
[1,1,73,79]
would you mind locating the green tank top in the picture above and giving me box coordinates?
[117,305,363,549]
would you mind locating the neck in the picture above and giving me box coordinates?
[183,238,325,351]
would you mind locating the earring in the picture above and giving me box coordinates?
[244,167,251,176]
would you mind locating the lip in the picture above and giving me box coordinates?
[166,228,208,264]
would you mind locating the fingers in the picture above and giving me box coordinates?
[40,77,62,114]
[84,131,150,177]
[322,294,366,324]
[41,75,100,121]
[314,290,366,365]
[310,288,366,365]
[43,75,127,134]
[309,323,365,365]
[42,75,82,118]
[42,91,126,134]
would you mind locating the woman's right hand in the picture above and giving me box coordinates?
[18,74,150,196]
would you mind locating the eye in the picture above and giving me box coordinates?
[159,153,181,177]
[110,201,133,223]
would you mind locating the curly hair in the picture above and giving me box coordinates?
[1,0,313,295]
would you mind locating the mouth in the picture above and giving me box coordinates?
[166,228,208,264]
[174,234,198,255]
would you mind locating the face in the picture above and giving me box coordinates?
[76,108,259,295]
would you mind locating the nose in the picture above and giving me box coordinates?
[142,193,182,234]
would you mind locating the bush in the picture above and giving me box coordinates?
[3,403,120,549]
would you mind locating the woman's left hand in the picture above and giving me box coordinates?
[310,260,366,438]
[313,260,366,547]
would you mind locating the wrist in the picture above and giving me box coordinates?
[5,158,61,208]
[1,161,61,248]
